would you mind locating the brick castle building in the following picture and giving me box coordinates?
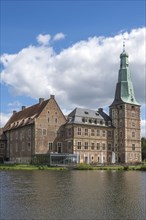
[0,49,141,164]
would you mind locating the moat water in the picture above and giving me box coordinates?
[0,170,146,220]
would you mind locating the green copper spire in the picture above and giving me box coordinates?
[111,46,140,106]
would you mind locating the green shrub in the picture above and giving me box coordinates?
[123,166,129,171]
[75,163,93,170]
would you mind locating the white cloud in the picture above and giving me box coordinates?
[0,112,11,128]
[8,101,22,112]
[0,28,145,112]
[36,34,51,45]
[53,32,65,41]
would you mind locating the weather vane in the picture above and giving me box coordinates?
[123,38,126,52]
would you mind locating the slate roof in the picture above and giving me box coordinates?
[67,107,112,127]
[4,99,49,131]
[110,50,140,107]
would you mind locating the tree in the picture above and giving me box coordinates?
[141,137,146,161]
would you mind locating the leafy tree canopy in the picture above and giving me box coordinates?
[141,137,146,161]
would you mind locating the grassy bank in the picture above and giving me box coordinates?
[0,164,67,171]
[74,163,146,171]
[0,163,146,171]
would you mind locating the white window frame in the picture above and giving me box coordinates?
[48,142,53,151]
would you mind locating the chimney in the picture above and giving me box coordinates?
[39,98,44,104]
[22,106,26,110]
[13,110,17,115]
[98,108,103,112]
[50,94,55,99]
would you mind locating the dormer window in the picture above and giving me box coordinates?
[85,111,89,115]
[108,121,111,126]
[82,118,85,123]
[85,118,88,123]
[68,117,72,122]
[91,119,95,124]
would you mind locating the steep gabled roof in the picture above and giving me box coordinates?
[4,99,49,131]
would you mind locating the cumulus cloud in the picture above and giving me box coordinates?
[36,34,51,45]
[53,32,65,41]
[8,101,22,112]
[0,112,11,127]
[0,28,145,112]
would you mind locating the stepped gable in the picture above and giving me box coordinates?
[4,99,49,131]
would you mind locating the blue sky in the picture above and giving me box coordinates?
[1,1,145,53]
[0,0,146,136]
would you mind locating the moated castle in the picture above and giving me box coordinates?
[0,48,141,164]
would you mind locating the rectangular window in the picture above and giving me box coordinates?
[97,129,100,136]
[77,127,81,135]
[68,128,72,136]
[77,142,81,150]
[43,129,47,136]
[27,143,31,151]
[48,142,53,151]
[91,143,94,150]
[68,141,72,149]
[108,131,112,137]
[102,143,106,150]
[55,118,58,124]
[97,143,100,150]
[108,143,111,150]
[132,144,135,151]
[119,121,122,127]
[102,130,106,137]
[85,128,88,136]
[84,142,88,149]
[91,129,95,136]
[57,142,62,147]
[132,132,135,138]
[57,131,60,137]
[0,144,4,149]
[57,142,62,153]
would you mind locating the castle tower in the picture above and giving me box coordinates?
[110,45,141,163]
